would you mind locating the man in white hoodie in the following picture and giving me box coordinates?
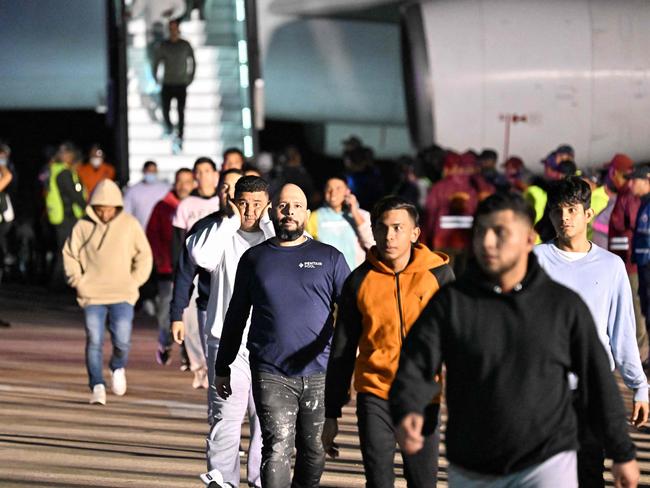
[177,176,273,488]
[63,180,153,405]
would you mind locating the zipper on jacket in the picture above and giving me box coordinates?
[395,272,406,340]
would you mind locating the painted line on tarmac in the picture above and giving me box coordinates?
[131,399,206,419]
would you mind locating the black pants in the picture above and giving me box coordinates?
[638,264,650,324]
[251,371,325,488]
[575,400,605,488]
[357,393,439,488]
[51,219,75,289]
[161,84,187,138]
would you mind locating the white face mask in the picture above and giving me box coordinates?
[90,157,103,168]
[0,158,6,167]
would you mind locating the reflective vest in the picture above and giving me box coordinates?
[588,185,610,240]
[46,162,85,225]
[633,196,650,267]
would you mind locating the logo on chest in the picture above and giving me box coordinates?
[299,261,323,269]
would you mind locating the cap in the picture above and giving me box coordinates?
[610,153,634,172]
[541,151,560,171]
[625,165,650,180]
[459,150,477,168]
[556,144,574,156]
[443,151,462,171]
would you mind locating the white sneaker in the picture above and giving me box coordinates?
[199,468,225,487]
[111,368,127,396]
[90,384,106,405]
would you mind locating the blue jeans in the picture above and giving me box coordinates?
[84,302,134,389]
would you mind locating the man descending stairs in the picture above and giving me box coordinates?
[127,0,253,183]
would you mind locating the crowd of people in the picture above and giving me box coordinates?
[2,135,650,487]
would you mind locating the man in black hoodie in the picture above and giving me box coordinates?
[389,192,640,487]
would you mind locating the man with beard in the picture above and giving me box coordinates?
[215,184,350,488]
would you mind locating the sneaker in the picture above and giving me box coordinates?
[111,368,127,396]
[90,384,106,405]
[199,468,224,487]
[156,344,172,366]
[192,368,208,389]
[0,318,10,328]
[142,299,156,317]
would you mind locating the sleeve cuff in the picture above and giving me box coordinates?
[325,406,343,419]
[215,365,231,377]
[633,385,649,403]
[609,442,637,464]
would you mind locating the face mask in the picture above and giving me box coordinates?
[143,173,157,184]
[0,158,7,167]
[90,157,102,168]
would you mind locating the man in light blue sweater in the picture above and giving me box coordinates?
[534,176,648,487]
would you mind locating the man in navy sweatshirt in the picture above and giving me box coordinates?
[215,183,350,488]
[390,192,640,487]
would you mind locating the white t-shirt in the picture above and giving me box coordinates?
[173,194,220,231]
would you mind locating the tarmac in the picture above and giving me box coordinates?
[1,284,649,487]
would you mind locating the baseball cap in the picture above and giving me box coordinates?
[610,153,634,172]
[625,164,650,180]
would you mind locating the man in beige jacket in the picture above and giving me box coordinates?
[63,179,152,405]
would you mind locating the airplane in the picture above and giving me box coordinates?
[257,0,650,167]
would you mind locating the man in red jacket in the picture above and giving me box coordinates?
[146,167,194,364]
[422,151,478,275]
[608,153,649,363]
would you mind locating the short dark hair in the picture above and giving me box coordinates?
[547,176,591,210]
[478,149,498,162]
[223,147,244,160]
[474,192,535,227]
[557,160,577,177]
[193,157,216,171]
[234,175,270,198]
[143,160,157,171]
[371,196,419,227]
[218,168,244,184]
[174,167,193,180]
[325,175,348,187]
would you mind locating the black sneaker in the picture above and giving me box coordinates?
[180,343,190,372]
[0,318,10,328]
[156,344,172,366]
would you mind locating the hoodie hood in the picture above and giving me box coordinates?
[367,243,449,275]
[87,179,124,226]
[89,179,124,208]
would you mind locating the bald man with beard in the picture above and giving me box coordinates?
[215,184,351,488]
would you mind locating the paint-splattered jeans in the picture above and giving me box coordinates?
[251,371,326,488]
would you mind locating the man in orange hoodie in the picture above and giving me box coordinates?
[323,196,454,488]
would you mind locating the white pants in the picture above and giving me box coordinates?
[206,342,262,488]
[448,450,578,488]
[181,287,206,372]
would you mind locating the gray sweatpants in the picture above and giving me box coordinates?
[206,342,262,488]
[448,450,577,488]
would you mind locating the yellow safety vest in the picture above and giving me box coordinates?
[46,162,85,225]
